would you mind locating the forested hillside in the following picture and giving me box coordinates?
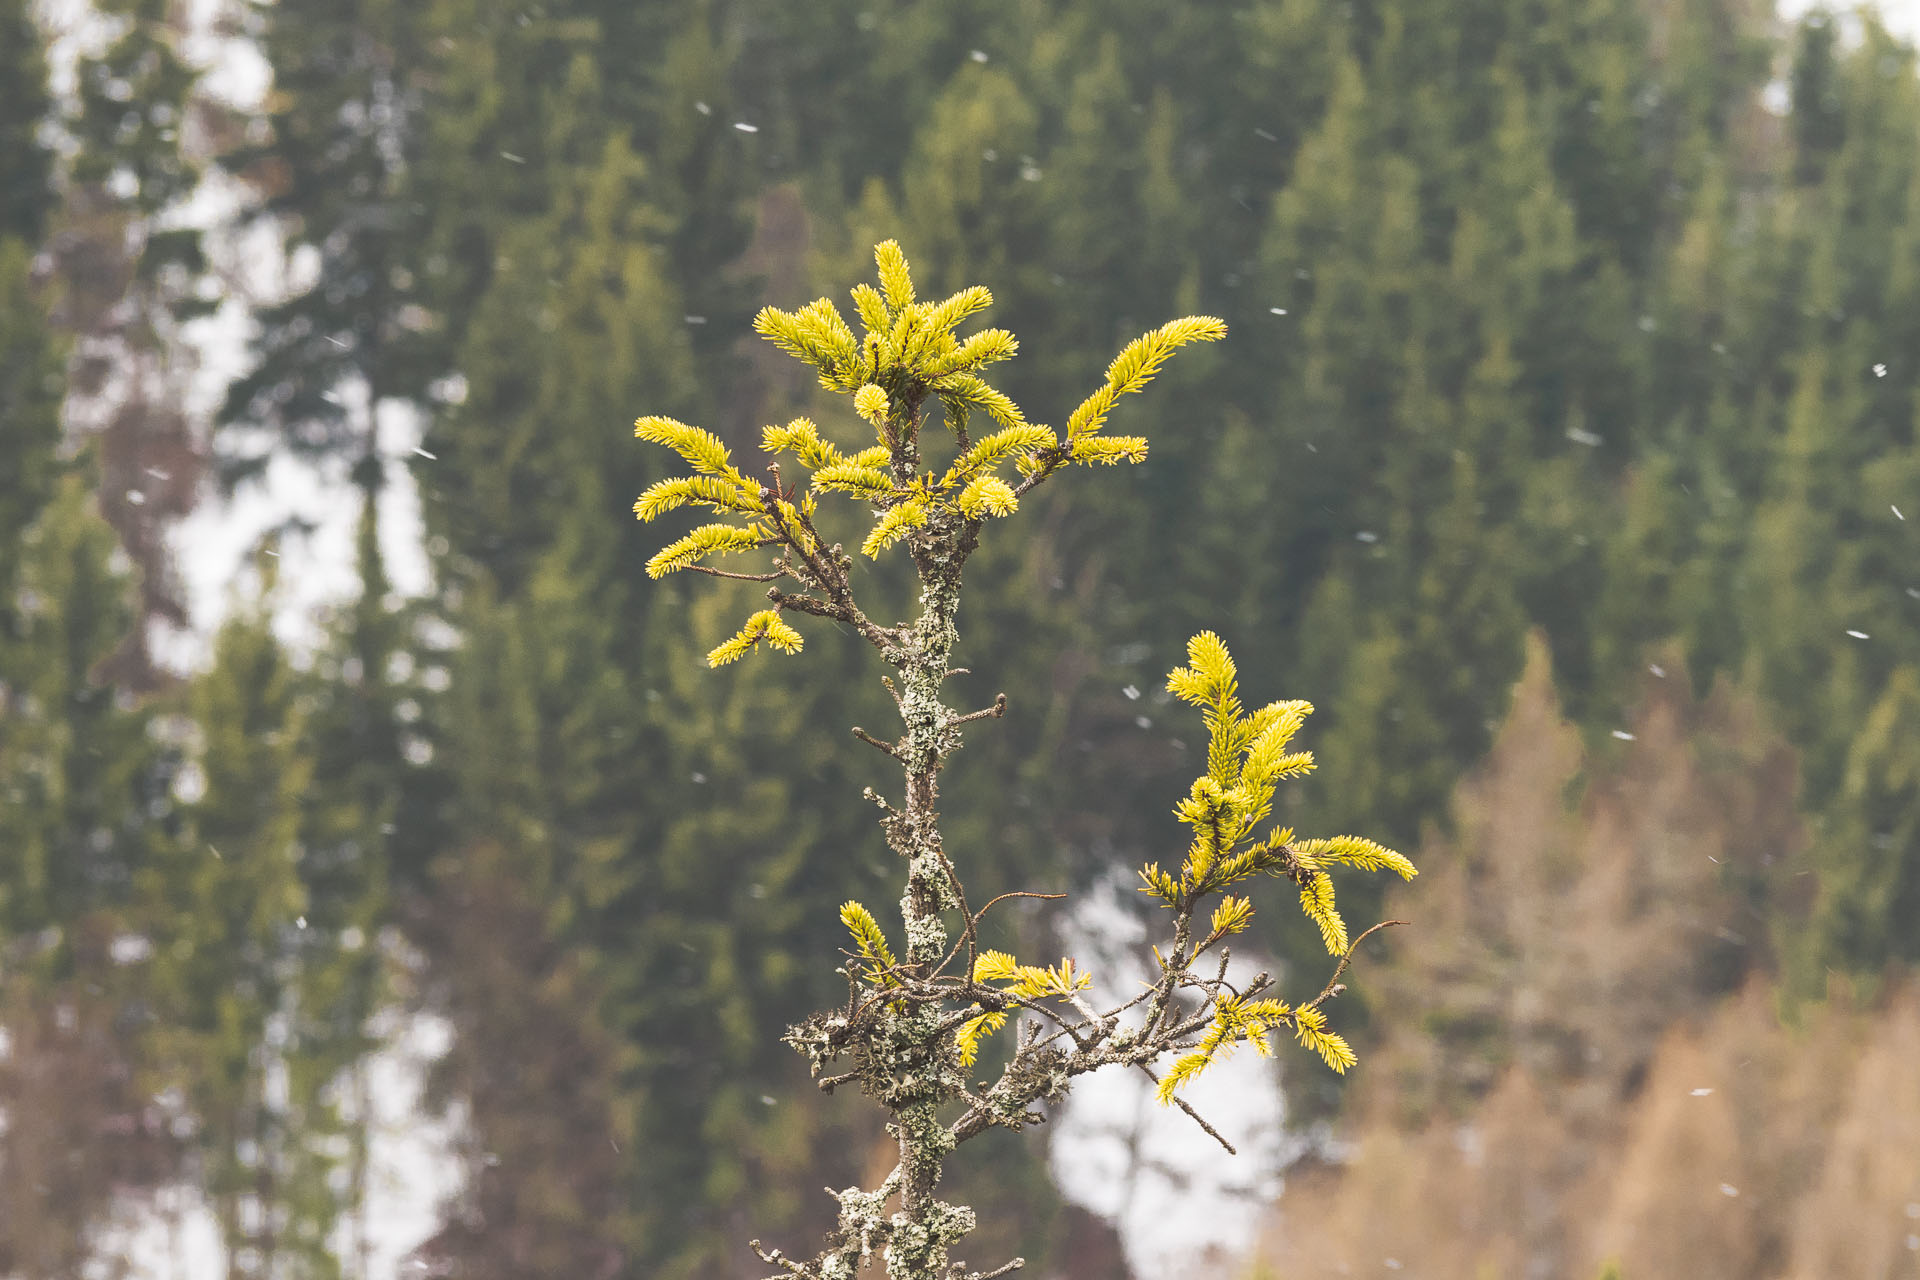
[3,0,1919,1276]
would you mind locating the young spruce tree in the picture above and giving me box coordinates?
[633,243,1416,1279]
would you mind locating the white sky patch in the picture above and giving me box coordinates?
[1048,869,1299,1280]
[162,396,432,667]
[83,1010,464,1280]
[139,2,429,669]
[1779,0,1920,42]
[328,1010,467,1279]
[177,0,271,107]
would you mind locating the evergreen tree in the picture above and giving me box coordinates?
[0,466,177,1277]
[630,241,1413,1280]
[0,0,53,245]
[143,611,321,1279]
[1804,666,1920,977]
[51,0,219,679]
[0,238,62,618]
[218,0,435,491]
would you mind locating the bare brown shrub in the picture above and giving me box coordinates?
[1252,636,1920,1280]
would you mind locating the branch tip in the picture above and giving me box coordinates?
[852,726,903,759]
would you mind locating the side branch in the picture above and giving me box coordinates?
[687,564,786,582]
[851,726,903,760]
[944,693,1007,729]
[1304,919,1407,1012]
[758,477,903,657]
[1134,1063,1237,1154]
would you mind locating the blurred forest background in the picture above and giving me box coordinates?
[4,0,1920,1276]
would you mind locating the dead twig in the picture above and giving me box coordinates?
[944,693,1007,729]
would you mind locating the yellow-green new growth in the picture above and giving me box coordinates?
[634,242,1228,663]
[1142,633,1415,1100]
[839,901,898,985]
[1157,996,1295,1103]
[646,524,769,579]
[949,948,1097,1065]
[1066,315,1228,440]
[861,493,929,556]
[1292,1006,1358,1073]
[854,384,890,424]
[1162,632,1317,886]
[707,610,804,667]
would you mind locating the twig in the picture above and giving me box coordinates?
[749,1240,807,1276]
[687,564,785,582]
[933,885,1067,999]
[1304,919,1407,1011]
[769,588,850,622]
[1010,446,1070,498]
[971,890,1065,925]
[944,693,1007,729]
[964,1259,1025,1279]
[1133,1063,1237,1154]
[852,726,903,759]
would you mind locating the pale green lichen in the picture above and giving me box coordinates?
[885,1200,976,1279]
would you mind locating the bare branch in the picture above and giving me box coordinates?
[1305,919,1407,1012]
[852,726,904,759]
[1009,446,1070,498]
[749,1240,809,1277]
[768,588,850,622]
[1134,1064,1238,1154]
[686,564,786,582]
[944,692,1007,729]
[971,889,1065,924]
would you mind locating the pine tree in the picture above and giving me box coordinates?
[0,239,62,619]
[1804,667,1920,977]
[143,611,319,1279]
[0,466,176,1277]
[41,0,230,682]
[0,0,52,245]
[631,243,1413,1280]
[218,0,437,493]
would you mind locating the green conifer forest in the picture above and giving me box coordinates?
[4,0,1920,1276]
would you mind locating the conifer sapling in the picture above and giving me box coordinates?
[634,242,1415,1280]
